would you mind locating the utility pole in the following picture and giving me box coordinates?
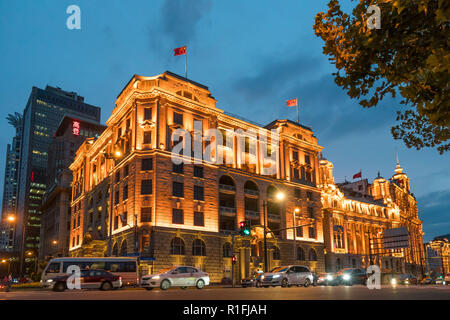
[263,201,268,273]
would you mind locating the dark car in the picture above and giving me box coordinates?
[392,273,418,285]
[44,269,122,292]
[241,271,263,288]
[329,268,367,286]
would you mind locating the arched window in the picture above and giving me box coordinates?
[192,239,206,256]
[309,248,317,261]
[244,180,258,192]
[170,237,185,255]
[272,246,281,260]
[112,243,118,256]
[223,242,232,258]
[120,240,127,256]
[297,247,305,261]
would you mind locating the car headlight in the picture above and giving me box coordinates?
[273,275,280,279]
[343,274,350,281]
[391,279,397,285]
[261,275,265,280]
[152,275,160,280]
[326,275,333,281]
[46,279,54,283]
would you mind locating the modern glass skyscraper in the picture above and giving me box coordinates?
[15,85,100,272]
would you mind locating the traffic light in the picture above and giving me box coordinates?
[239,221,251,236]
[232,255,237,264]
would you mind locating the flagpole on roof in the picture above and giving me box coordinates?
[185,44,188,79]
[360,169,362,181]
[296,98,299,123]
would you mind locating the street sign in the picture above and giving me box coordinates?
[382,227,409,249]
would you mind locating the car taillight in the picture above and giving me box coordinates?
[119,276,122,281]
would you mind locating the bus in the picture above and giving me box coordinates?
[41,257,139,287]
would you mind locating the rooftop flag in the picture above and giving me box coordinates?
[174,46,187,56]
[353,171,362,179]
[287,98,298,107]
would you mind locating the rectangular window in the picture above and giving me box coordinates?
[173,112,183,126]
[193,165,203,178]
[114,216,119,230]
[141,180,153,195]
[144,108,152,121]
[305,154,311,165]
[122,212,127,226]
[172,181,184,198]
[143,131,151,144]
[309,227,316,239]
[141,207,152,222]
[126,118,131,130]
[115,190,120,205]
[294,188,301,199]
[308,206,314,218]
[172,209,184,224]
[124,165,129,177]
[76,235,80,245]
[306,191,313,201]
[77,215,80,227]
[194,185,204,201]
[295,225,303,237]
[142,158,153,171]
[293,151,299,161]
[293,168,299,180]
[115,171,120,183]
[194,211,204,226]
[123,184,128,200]
[172,162,184,174]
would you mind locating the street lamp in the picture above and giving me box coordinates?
[262,191,285,272]
[6,215,15,223]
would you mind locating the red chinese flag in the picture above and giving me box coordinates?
[287,98,298,107]
[174,46,187,56]
[353,171,362,179]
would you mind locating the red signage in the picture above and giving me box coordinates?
[73,121,80,136]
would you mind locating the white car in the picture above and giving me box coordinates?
[260,265,314,288]
[141,266,210,290]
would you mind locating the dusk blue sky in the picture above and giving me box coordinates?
[0,0,448,241]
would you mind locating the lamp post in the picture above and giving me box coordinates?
[26,251,37,274]
[263,191,285,272]
[293,207,300,261]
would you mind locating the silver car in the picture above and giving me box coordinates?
[141,266,210,290]
[260,265,314,288]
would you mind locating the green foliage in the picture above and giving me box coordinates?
[313,0,449,153]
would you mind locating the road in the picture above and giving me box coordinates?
[1,284,450,300]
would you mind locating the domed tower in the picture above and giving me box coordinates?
[391,154,410,193]
[370,171,390,201]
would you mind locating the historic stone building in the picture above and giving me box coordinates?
[68,71,325,282]
[319,156,424,276]
[425,235,450,275]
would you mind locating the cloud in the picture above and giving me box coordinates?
[228,52,397,142]
[418,189,450,241]
[148,0,213,54]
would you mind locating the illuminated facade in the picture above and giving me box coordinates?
[69,71,325,282]
[319,156,424,275]
[425,235,450,275]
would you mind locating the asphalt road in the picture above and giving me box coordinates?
[1,284,450,300]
